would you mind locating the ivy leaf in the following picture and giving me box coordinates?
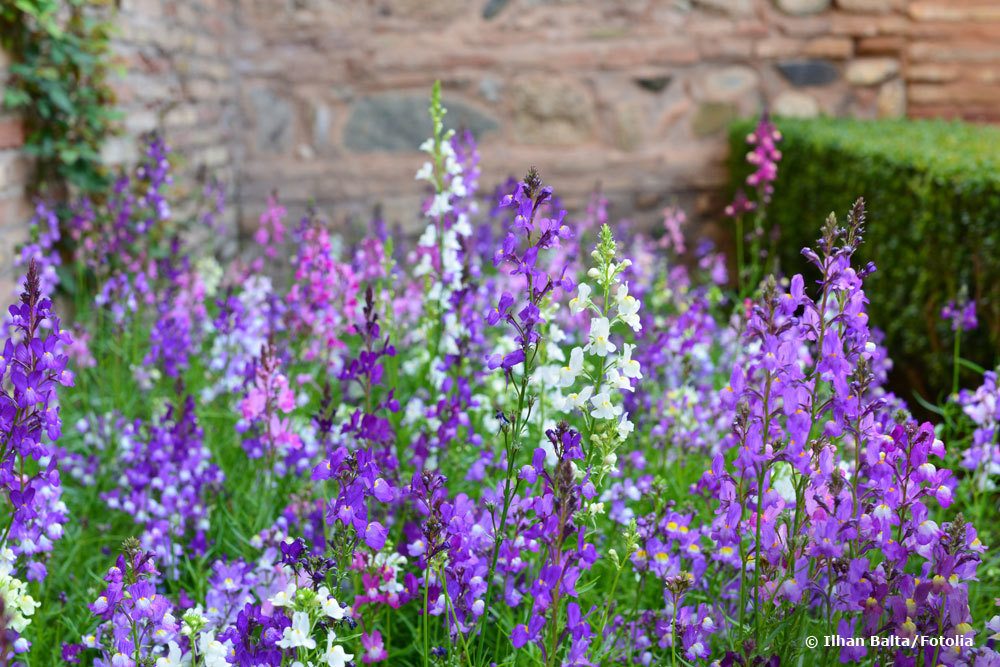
[3,88,30,108]
[45,86,73,113]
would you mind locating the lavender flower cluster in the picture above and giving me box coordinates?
[2,92,998,667]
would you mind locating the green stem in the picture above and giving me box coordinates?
[953,329,962,395]
[439,562,474,666]
[735,215,745,297]
[423,573,431,667]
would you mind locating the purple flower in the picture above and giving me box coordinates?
[942,297,977,332]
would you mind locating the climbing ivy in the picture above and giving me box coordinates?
[0,0,118,196]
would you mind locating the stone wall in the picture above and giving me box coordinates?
[2,0,1000,284]
[111,0,240,247]
[0,50,31,290]
[231,0,913,238]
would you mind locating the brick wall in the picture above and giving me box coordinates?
[907,1,1000,121]
[1,0,1000,285]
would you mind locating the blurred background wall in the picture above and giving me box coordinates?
[2,0,1000,283]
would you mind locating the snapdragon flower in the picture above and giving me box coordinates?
[0,260,72,588]
[942,297,978,332]
[80,539,181,665]
[238,343,302,461]
[553,225,642,474]
[953,370,1000,487]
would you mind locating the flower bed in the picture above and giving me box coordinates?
[1,89,998,666]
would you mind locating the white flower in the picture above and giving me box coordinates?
[590,391,621,420]
[322,631,355,667]
[617,416,634,440]
[155,642,187,667]
[534,364,561,389]
[417,224,437,248]
[0,569,36,633]
[317,587,347,620]
[453,213,473,237]
[415,162,434,182]
[199,633,231,667]
[619,343,642,379]
[558,347,585,388]
[586,317,616,357]
[427,192,452,217]
[565,385,594,411]
[615,284,642,332]
[606,368,633,392]
[277,611,317,650]
[569,283,591,314]
[269,581,297,607]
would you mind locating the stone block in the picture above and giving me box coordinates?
[379,0,470,20]
[774,0,830,15]
[837,0,896,12]
[699,65,759,101]
[772,90,820,117]
[693,0,755,15]
[846,58,899,85]
[804,36,854,59]
[510,77,595,146]
[250,88,295,154]
[755,37,805,59]
[0,152,26,191]
[776,59,840,86]
[611,100,646,151]
[877,78,906,117]
[634,76,672,93]
[344,93,498,152]
[101,136,139,166]
[692,102,738,136]
[311,102,332,152]
[482,0,509,19]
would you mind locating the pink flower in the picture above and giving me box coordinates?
[361,630,388,663]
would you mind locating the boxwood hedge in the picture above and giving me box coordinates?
[729,117,1000,400]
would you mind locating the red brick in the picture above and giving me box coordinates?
[857,36,906,55]
[910,81,1000,105]
[907,63,962,82]
[909,2,1000,23]
[804,36,854,59]
[831,14,910,37]
[0,118,25,150]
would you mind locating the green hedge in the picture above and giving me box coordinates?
[728,117,1000,399]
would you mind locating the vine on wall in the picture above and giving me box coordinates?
[0,0,118,197]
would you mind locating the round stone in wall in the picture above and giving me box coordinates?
[774,0,831,15]
[846,58,899,86]
[772,90,820,118]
